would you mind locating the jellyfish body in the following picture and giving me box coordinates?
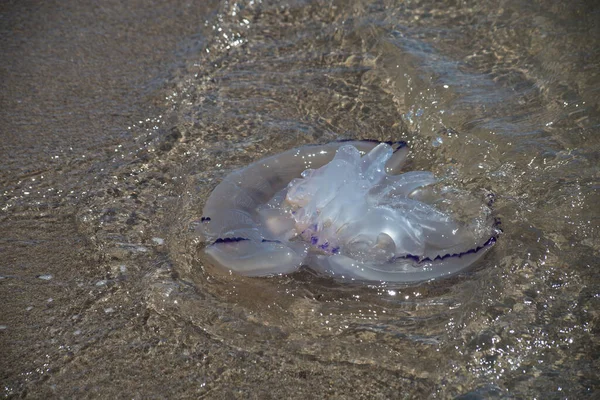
[199,140,497,283]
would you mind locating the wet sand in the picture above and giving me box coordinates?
[1,0,219,396]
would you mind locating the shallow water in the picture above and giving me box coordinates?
[1,0,599,398]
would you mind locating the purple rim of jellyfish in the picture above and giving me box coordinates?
[210,234,497,265]
[210,218,501,265]
[212,237,249,244]
[335,139,407,153]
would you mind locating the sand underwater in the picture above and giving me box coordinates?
[1,0,599,398]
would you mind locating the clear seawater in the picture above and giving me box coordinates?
[1,0,598,398]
